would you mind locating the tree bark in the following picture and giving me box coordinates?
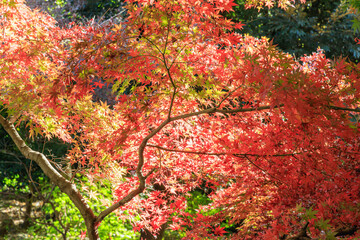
[140,222,167,240]
[286,222,310,240]
[22,192,32,228]
[0,116,99,240]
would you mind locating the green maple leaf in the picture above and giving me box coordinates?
[316,218,331,230]
[325,230,337,240]
[304,207,318,221]
[351,18,360,34]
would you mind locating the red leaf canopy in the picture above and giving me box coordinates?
[1,0,359,238]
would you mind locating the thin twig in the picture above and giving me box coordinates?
[243,156,284,187]
[147,144,304,157]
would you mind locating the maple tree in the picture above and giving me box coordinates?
[1,0,360,239]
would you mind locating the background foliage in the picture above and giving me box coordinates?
[224,0,360,61]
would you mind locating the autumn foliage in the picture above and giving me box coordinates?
[1,0,360,239]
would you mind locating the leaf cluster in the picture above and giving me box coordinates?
[225,0,360,61]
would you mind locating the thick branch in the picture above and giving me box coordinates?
[0,116,98,240]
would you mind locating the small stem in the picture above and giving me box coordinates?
[147,144,304,157]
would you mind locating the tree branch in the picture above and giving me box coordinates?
[95,167,156,223]
[170,104,283,122]
[286,222,310,240]
[0,115,98,240]
[147,144,302,157]
[329,106,360,112]
[335,226,358,237]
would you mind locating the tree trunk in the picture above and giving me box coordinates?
[140,222,167,240]
[22,192,32,228]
